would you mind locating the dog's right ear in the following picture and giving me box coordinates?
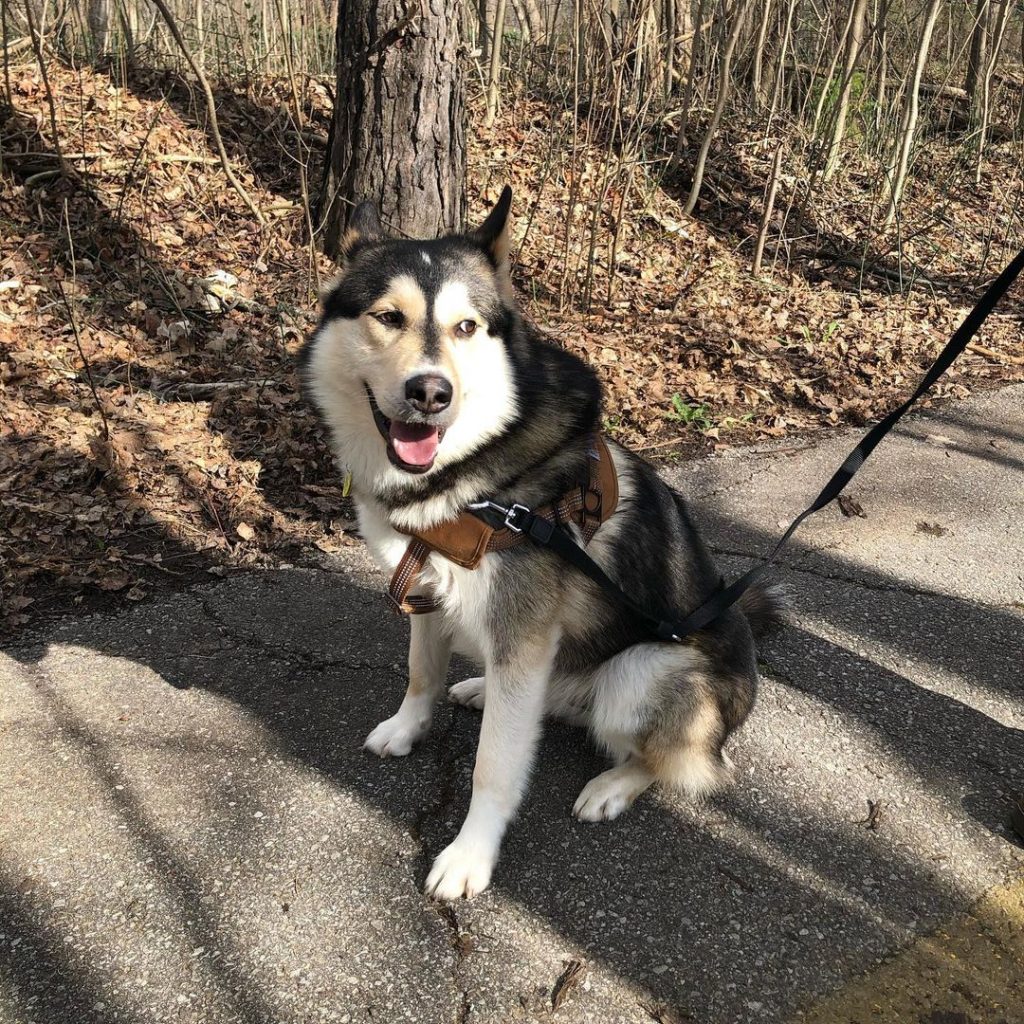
[339,200,383,263]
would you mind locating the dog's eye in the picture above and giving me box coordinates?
[455,319,477,338]
[372,310,404,329]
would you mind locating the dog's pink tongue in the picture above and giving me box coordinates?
[389,421,440,466]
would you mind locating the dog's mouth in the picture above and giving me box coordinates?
[366,386,445,474]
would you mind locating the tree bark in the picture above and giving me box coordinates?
[321,0,466,255]
[964,0,990,125]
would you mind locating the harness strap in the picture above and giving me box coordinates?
[387,435,617,613]
[389,539,438,614]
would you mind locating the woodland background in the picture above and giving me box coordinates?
[2,0,1024,632]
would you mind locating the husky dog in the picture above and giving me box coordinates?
[301,188,781,900]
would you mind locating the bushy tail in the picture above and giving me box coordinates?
[737,581,790,638]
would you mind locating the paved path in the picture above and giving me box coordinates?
[2,385,1022,1024]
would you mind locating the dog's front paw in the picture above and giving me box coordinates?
[363,711,429,758]
[425,840,495,900]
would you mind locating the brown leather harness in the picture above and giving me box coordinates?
[388,435,619,614]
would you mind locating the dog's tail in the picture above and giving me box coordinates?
[737,581,790,638]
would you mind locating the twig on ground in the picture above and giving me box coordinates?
[57,229,110,443]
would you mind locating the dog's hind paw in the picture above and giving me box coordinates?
[425,840,494,900]
[573,763,653,822]
[363,710,429,758]
[448,676,486,710]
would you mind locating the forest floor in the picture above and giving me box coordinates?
[2,62,1024,631]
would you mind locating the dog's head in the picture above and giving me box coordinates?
[308,188,519,482]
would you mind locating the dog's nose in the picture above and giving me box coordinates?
[405,374,452,414]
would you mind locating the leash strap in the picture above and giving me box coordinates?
[476,245,1024,642]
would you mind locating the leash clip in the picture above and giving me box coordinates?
[503,503,531,533]
[467,499,533,533]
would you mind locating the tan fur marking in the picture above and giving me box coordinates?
[373,274,427,326]
[639,681,728,797]
[339,227,362,261]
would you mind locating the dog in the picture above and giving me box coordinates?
[301,187,783,900]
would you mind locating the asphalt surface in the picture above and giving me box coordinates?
[2,384,1022,1024]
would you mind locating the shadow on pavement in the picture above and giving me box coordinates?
[3,515,1022,1020]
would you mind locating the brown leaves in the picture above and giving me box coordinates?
[4,69,1024,633]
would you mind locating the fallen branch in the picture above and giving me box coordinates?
[150,378,280,400]
[918,82,968,101]
[967,342,1024,366]
[807,250,943,289]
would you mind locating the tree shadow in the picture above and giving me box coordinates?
[3,505,1022,1020]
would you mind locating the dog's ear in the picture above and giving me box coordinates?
[339,200,383,263]
[471,187,513,298]
[471,186,513,269]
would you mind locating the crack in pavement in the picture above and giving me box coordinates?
[404,709,475,1023]
[197,596,403,677]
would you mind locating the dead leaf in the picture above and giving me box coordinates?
[640,999,693,1023]
[551,958,586,1011]
[236,522,255,541]
[1010,795,1024,844]
[838,495,866,518]
[916,521,948,537]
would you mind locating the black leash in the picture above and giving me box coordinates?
[473,245,1024,642]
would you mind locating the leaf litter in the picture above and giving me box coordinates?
[2,65,1023,633]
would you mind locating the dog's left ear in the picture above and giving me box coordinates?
[339,199,383,263]
[471,186,513,270]
[470,186,513,299]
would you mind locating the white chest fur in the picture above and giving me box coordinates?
[356,497,492,662]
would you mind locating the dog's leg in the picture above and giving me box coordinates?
[364,612,451,757]
[425,630,558,900]
[449,674,589,729]
[575,642,735,820]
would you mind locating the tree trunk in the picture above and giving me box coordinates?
[882,0,941,227]
[975,0,1011,181]
[477,0,492,62]
[683,0,751,214]
[87,0,112,58]
[519,0,546,44]
[673,0,709,160]
[964,0,990,125]
[751,0,774,108]
[822,0,868,180]
[320,0,466,256]
[872,0,889,133]
[485,0,507,126]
